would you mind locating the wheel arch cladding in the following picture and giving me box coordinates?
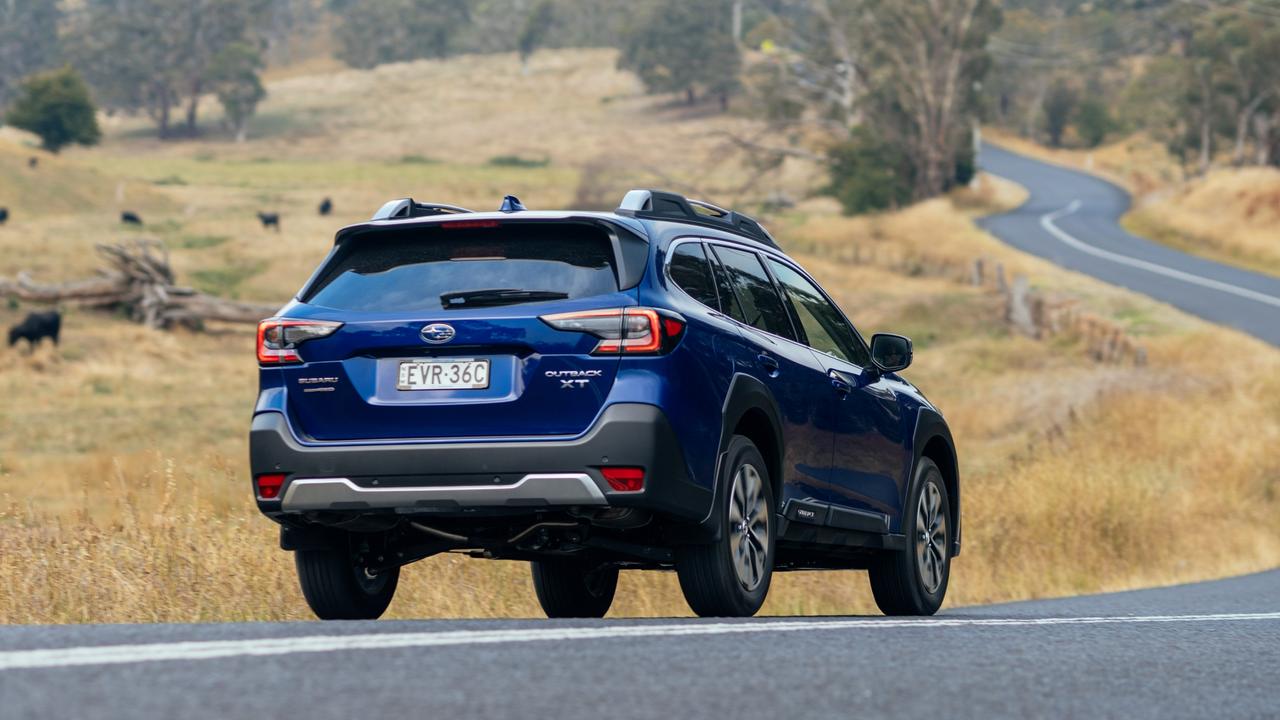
[721,373,785,509]
[915,408,960,556]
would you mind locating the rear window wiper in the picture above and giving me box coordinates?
[440,288,571,308]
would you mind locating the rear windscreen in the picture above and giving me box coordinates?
[302,223,620,312]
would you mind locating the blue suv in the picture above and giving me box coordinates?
[251,190,959,619]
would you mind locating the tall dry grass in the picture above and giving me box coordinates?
[1125,167,1280,277]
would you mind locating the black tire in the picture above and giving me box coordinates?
[295,547,399,620]
[531,557,619,618]
[676,435,776,618]
[869,457,951,616]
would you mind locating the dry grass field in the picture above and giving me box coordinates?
[1,51,1277,623]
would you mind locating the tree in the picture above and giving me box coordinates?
[1217,17,1280,166]
[1075,97,1110,148]
[0,0,61,109]
[618,0,741,107]
[1043,78,1077,146]
[518,0,556,73]
[333,0,470,69]
[859,0,1002,199]
[210,42,266,142]
[5,66,101,153]
[71,0,266,139]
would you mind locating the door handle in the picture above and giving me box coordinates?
[758,353,780,376]
[829,369,853,394]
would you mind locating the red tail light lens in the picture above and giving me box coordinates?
[600,466,645,492]
[257,318,342,364]
[255,473,286,500]
[540,307,685,355]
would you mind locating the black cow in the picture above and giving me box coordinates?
[0,207,8,225]
[257,212,281,231]
[28,157,38,169]
[318,197,333,216]
[8,311,61,350]
[121,211,143,226]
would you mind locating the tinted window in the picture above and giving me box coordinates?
[767,259,870,366]
[712,245,796,340]
[668,242,719,310]
[303,225,618,312]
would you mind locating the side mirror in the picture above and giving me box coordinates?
[870,333,912,373]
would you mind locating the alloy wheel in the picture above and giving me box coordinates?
[915,481,948,594]
[728,463,769,591]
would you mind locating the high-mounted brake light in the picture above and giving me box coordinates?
[440,220,502,230]
[257,318,343,364]
[540,307,685,355]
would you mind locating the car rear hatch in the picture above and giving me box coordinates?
[274,218,648,442]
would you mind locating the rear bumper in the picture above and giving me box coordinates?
[250,403,710,521]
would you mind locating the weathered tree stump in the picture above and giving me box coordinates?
[0,240,279,330]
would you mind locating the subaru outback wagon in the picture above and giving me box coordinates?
[251,190,959,619]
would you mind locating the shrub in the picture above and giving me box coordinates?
[5,66,101,153]
[824,128,914,215]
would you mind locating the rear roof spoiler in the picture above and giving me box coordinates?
[372,198,474,220]
[615,189,778,248]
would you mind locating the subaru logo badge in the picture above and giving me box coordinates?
[421,323,456,344]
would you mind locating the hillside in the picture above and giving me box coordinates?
[1,50,1277,622]
[1127,168,1280,277]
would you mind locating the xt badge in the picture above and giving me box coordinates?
[546,369,603,389]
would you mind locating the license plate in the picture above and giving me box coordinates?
[397,359,490,390]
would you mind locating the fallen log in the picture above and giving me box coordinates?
[0,240,280,330]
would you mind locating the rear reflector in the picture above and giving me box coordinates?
[600,466,645,492]
[255,473,286,500]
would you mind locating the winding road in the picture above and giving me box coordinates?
[978,143,1280,346]
[2,570,1279,719]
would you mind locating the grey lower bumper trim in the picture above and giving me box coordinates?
[280,473,607,511]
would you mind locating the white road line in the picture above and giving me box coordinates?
[1039,200,1280,309]
[3,612,1280,671]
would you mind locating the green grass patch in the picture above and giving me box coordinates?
[189,259,267,298]
[174,235,230,250]
[883,292,1006,350]
[487,155,550,169]
[153,175,187,186]
[398,154,438,165]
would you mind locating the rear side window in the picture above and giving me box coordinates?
[303,224,619,312]
[711,245,796,341]
[767,259,870,366]
[667,242,720,310]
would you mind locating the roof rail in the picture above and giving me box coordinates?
[372,198,474,221]
[616,189,778,248]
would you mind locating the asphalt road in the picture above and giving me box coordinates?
[2,569,1279,719]
[978,143,1280,346]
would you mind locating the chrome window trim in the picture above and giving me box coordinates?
[665,236,872,364]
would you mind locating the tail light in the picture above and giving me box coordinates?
[540,307,685,355]
[257,318,343,364]
[599,466,645,492]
